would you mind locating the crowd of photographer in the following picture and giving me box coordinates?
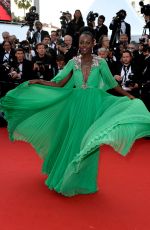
[0,3,150,122]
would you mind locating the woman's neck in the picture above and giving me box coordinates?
[81,54,92,61]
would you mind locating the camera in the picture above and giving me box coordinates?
[139,37,146,43]
[113,10,126,23]
[86,11,99,23]
[2,62,11,72]
[23,6,39,31]
[19,40,31,52]
[125,73,136,87]
[56,38,67,48]
[60,11,70,22]
[139,1,150,16]
[35,61,48,79]
[8,67,19,78]
[60,11,71,36]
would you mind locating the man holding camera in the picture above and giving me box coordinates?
[109,9,131,48]
[140,45,150,111]
[10,48,34,82]
[0,41,16,97]
[32,43,56,80]
[56,35,77,64]
[0,48,33,98]
[114,50,140,98]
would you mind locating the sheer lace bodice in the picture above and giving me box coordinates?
[51,55,118,90]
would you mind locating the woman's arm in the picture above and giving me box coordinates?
[29,59,74,87]
[29,70,73,87]
[114,85,135,99]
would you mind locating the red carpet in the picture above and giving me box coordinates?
[0,128,150,230]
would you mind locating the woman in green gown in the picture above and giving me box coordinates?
[1,31,150,196]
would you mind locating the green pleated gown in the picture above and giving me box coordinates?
[1,56,150,196]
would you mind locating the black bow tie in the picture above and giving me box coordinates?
[124,65,129,69]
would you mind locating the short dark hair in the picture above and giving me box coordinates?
[56,54,65,62]
[42,35,51,40]
[35,42,45,49]
[35,21,42,26]
[15,48,25,53]
[122,50,132,57]
[143,45,150,53]
[117,9,127,16]
[98,15,105,22]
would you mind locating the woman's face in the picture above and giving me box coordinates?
[79,34,93,55]
[74,10,81,19]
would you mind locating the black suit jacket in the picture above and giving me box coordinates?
[141,56,150,83]
[115,62,140,80]
[109,21,131,47]
[0,49,15,65]
[94,24,108,43]
[11,59,34,82]
[28,30,49,45]
[0,59,33,97]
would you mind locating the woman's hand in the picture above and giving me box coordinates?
[28,79,55,86]
[128,94,135,100]
[114,75,122,82]
[28,79,45,85]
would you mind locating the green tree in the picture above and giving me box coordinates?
[14,0,32,17]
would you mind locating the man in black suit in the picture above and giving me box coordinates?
[140,46,150,111]
[10,48,34,82]
[57,35,77,64]
[0,41,15,65]
[0,31,10,52]
[109,9,131,48]
[94,15,108,43]
[0,48,34,97]
[27,21,49,45]
[113,50,140,98]
[0,48,34,126]
[0,41,16,97]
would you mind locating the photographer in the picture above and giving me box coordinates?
[139,1,150,36]
[86,11,98,34]
[32,43,56,80]
[109,9,131,48]
[9,35,20,49]
[49,30,59,52]
[19,40,36,61]
[10,48,34,82]
[94,15,108,43]
[79,11,98,44]
[0,31,10,52]
[114,50,140,98]
[42,35,57,61]
[27,21,49,45]
[66,10,84,48]
[60,11,72,38]
[0,48,33,98]
[0,41,16,97]
[56,35,77,63]
[140,45,150,111]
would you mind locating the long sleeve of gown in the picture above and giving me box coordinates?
[99,59,118,91]
[51,59,74,83]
